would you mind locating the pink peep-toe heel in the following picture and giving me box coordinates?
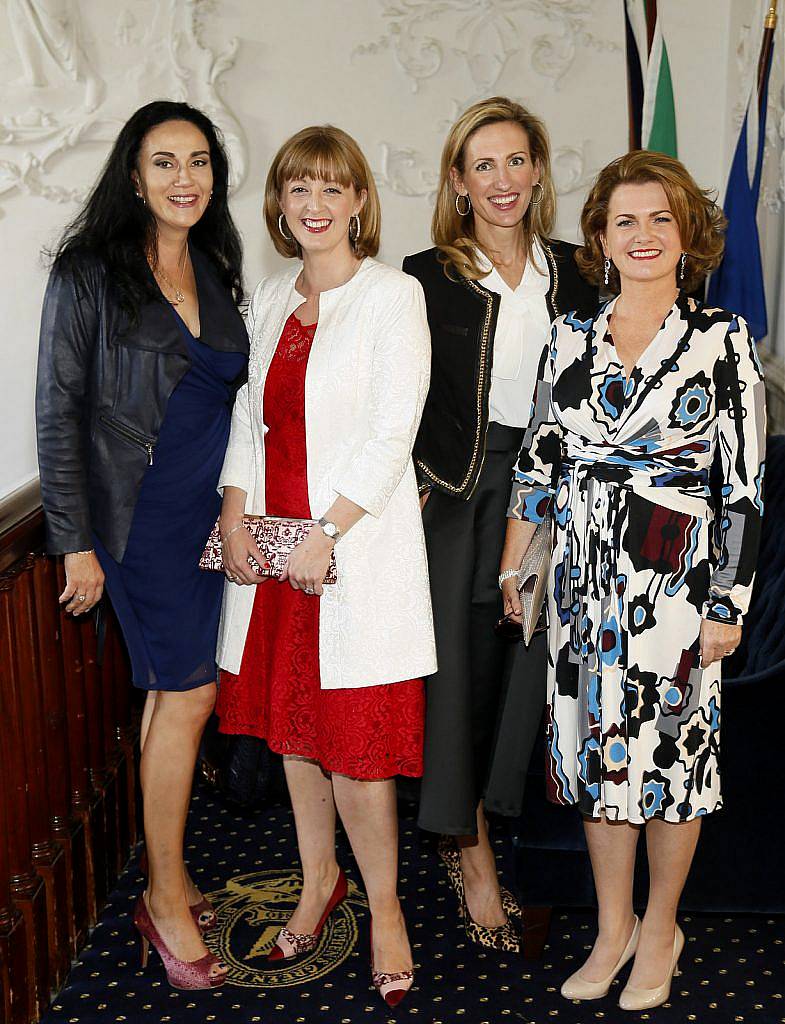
[133,894,227,990]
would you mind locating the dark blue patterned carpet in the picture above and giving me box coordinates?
[43,779,785,1024]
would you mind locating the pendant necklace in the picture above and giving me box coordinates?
[153,243,188,304]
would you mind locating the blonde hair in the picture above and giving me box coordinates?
[577,150,726,293]
[263,125,381,259]
[432,97,556,280]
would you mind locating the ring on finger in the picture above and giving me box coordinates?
[304,586,315,595]
[78,594,86,602]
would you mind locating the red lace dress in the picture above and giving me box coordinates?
[217,312,424,779]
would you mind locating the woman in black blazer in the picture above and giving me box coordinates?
[36,101,248,989]
[403,96,597,951]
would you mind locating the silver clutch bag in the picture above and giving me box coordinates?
[516,512,553,645]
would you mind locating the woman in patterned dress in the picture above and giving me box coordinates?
[216,126,435,1007]
[500,151,765,1011]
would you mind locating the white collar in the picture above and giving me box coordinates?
[475,237,549,299]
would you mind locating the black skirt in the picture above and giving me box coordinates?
[418,422,547,835]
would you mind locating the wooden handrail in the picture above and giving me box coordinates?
[0,479,43,574]
[0,476,139,1024]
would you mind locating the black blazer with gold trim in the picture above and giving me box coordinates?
[402,239,598,499]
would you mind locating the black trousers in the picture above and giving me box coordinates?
[418,423,547,835]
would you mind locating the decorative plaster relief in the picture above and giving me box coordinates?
[375,142,439,201]
[374,138,595,203]
[0,0,246,213]
[355,0,617,98]
[357,0,610,201]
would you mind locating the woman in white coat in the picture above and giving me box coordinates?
[215,125,436,1008]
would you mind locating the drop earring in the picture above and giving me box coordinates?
[679,252,687,282]
[603,257,611,287]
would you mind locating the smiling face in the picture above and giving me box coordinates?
[133,119,213,237]
[451,120,540,231]
[602,181,682,289]
[278,176,366,256]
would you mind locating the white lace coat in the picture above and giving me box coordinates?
[216,258,438,689]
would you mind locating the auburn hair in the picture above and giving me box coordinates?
[431,96,555,280]
[576,150,726,293]
[263,125,380,259]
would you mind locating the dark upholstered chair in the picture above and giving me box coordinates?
[511,434,785,934]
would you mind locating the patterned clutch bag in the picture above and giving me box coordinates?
[199,515,338,584]
[516,512,553,645]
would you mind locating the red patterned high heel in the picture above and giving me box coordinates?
[267,868,347,961]
[134,894,227,990]
[370,918,414,1009]
[138,847,218,933]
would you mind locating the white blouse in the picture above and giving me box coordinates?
[479,239,552,428]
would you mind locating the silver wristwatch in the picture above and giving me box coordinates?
[318,517,341,543]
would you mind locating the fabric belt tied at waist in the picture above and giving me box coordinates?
[560,446,711,520]
[557,449,709,679]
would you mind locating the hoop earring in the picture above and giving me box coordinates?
[455,193,471,217]
[530,182,544,206]
[349,213,361,243]
[278,213,292,240]
[679,252,687,282]
[603,257,611,287]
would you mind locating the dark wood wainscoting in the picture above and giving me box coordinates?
[0,481,140,1024]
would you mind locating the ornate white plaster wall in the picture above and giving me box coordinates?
[0,0,781,499]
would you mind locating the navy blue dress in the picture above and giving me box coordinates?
[95,313,246,691]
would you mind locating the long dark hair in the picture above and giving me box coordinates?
[52,100,244,317]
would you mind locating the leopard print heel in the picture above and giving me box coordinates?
[437,835,521,953]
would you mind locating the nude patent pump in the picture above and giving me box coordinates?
[618,924,684,1011]
[560,915,641,1000]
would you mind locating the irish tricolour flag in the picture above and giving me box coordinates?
[625,0,678,157]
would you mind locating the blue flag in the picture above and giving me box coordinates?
[706,48,773,341]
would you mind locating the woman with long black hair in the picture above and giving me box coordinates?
[35,101,248,989]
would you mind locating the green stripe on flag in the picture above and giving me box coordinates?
[647,40,677,157]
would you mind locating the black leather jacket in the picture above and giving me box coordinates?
[402,240,598,499]
[35,246,248,561]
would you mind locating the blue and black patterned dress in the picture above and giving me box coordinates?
[508,293,766,823]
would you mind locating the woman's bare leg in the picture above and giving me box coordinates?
[282,758,340,933]
[332,776,411,974]
[573,815,640,982]
[140,689,158,750]
[142,683,224,978]
[625,818,700,988]
[457,801,507,927]
[140,689,203,908]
